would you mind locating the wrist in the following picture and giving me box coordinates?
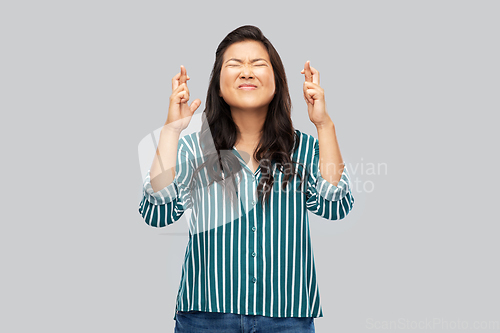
[315,120,335,131]
[162,123,183,135]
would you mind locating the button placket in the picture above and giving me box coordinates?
[250,172,259,287]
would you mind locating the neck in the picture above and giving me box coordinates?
[231,106,267,145]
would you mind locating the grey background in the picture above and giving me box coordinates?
[2,0,498,332]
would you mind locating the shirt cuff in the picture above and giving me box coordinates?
[143,170,179,205]
[315,162,352,201]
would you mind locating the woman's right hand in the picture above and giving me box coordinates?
[165,65,201,132]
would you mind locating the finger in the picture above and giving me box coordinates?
[171,84,189,103]
[309,65,320,85]
[189,99,202,113]
[304,81,320,88]
[304,60,313,83]
[303,83,314,105]
[170,90,184,104]
[306,87,321,105]
[179,65,188,85]
[173,82,188,94]
[172,72,181,91]
[178,90,189,103]
[303,92,314,105]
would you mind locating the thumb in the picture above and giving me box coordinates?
[189,99,202,113]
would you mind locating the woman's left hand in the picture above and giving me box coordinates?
[301,60,332,127]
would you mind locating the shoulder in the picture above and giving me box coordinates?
[177,131,200,157]
[179,131,199,146]
[292,129,319,166]
[294,128,318,150]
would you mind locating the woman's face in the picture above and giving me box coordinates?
[219,40,275,112]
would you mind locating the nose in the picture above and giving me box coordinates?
[239,64,254,79]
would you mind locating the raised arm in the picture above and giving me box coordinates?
[138,65,201,227]
[150,65,201,192]
[301,60,354,220]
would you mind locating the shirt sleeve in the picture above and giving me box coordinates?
[138,138,194,227]
[305,138,355,220]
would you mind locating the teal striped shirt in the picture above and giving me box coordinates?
[138,129,354,321]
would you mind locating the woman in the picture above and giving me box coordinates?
[139,25,355,333]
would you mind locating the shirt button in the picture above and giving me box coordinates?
[252,200,255,206]
[251,252,256,257]
[252,277,257,283]
[252,226,256,232]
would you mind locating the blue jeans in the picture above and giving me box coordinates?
[175,310,315,333]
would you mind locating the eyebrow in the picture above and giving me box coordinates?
[225,58,269,64]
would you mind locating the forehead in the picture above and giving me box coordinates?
[222,40,270,61]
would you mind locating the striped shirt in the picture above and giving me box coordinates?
[138,129,355,321]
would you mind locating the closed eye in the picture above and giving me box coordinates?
[227,63,267,67]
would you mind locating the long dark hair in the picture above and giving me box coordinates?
[188,25,307,207]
